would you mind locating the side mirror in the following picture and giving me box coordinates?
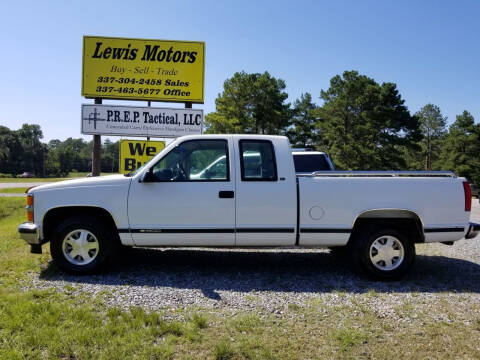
[140,168,154,183]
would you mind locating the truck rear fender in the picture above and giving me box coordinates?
[42,206,121,245]
[349,209,425,244]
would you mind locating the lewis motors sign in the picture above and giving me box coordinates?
[82,36,205,103]
[81,104,203,138]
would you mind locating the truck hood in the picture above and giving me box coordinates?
[28,175,130,193]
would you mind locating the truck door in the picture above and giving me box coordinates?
[234,138,297,246]
[127,137,236,246]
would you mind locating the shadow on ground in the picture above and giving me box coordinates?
[39,248,480,296]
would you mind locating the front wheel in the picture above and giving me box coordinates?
[50,215,118,274]
[350,227,415,280]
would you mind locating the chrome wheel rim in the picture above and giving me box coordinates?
[62,229,99,266]
[369,235,404,271]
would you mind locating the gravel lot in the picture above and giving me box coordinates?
[26,200,480,318]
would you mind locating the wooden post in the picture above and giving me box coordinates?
[92,98,102,176]
[147,101,151,141]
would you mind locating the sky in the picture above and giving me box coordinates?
[1,0,479,142]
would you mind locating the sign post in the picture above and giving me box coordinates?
[92,98,102,176]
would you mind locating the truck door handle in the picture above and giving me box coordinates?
[219,191,234,199]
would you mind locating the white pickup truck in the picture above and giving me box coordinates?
[18,134,479,279]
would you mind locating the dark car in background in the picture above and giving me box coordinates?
[19,172,34,178]
[292,149,335,175]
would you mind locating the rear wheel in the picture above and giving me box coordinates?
[50,215,118,274]
[350,227,415,280]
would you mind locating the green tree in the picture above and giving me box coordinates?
[0,126,12,174]
[414,104,447,170]
[0,124,119,177]
[45,139,62,177]
[16,124,45,176]
[0,126,23,175]
[205,71,291,134]
[316,71,420,170]
[286,93,319,148]
[439,111,480,183]
[62,138,90,172]
[44,137,92,176]
[45,139,71,177]
[101,138,119,173]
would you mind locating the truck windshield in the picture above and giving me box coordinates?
[293,154,331,173]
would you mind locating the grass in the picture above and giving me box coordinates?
[191,313,208,329]
[0,197,479,359]
[213,340,235,360]
[68,171,92,177]
[0,197,24,221]
[334,328,367,352]
[0,187,28,193]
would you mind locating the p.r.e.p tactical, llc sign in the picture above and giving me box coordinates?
[81,104,203,138]
[82,36,205,103]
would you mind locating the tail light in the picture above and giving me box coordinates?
[463,181,472,211]
[26,194,34,222]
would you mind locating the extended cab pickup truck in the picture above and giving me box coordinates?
[18,135,480,279]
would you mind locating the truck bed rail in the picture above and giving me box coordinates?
[300,171,456,178]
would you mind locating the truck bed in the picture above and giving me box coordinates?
[298,171,469,246]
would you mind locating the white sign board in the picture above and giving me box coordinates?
[81,104,203,138]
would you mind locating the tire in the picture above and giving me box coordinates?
[50,215,118,274]
[349,227,415,280]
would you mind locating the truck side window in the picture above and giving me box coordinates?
[239,140,277,181]
[151,140,229,182]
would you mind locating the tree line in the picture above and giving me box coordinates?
[0,124,118,177]
[1,70,479,184]
[206,70,480,184]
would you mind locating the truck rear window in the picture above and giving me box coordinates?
[293,154,330,173]
[239,140,277,181]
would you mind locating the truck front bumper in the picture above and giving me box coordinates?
[18,223,45,254]
[18,222,40,244]
[465,222,480,239]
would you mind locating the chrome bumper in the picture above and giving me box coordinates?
[465,222,480,240]
[18,222,41,245]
